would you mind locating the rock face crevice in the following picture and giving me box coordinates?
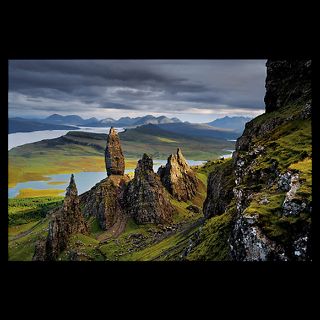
[105,127,125,176]
[126,153,175,224]
[33,174,88,261]
[158,148,199,201]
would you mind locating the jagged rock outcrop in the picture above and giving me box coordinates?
[203,159,235,218]
[265,60,311,113]
[157,148,199,201]
[33,174,88,261]
[80,175,130,230]
[228,59,312,261]
[126,153,175,224]
[105,127,125,176]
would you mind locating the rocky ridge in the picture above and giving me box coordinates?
[125,153,175,224]
[158,148,199,201]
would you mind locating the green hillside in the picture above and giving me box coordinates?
[9,126,234,187]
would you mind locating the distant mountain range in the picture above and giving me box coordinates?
[84,114,182,127]
[9,118,79,134]
[206,116,252,134]
[8,114,183,134]
[9,114,252,138]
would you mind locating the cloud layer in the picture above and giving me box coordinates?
[9,60,267,122]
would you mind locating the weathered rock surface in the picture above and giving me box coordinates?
[158,148,199,201]
[33,174,88,261]
[265,60,311,113]
[203,159,235,218]
[230,213,288,261]
[196,59,312,261]
[105,127,125,176]
[80,175,130,230]
[282,172,310,217]
[126,153,175,224]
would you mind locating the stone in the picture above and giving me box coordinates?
[125,153,175,224]
[282,173,309,216]
[105,127,125,176]
[33,174,88,261]
[158,148,199,201]
[230,215,287,261]
[33,237,47,261]
[203,158,235,218]
[80,175,130,230]
[259,197,269,205]
[264,60,311,113]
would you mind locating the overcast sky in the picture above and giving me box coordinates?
[8,60,267,123]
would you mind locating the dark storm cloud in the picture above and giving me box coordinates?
[9,60,267,117]
[101,101,138,110]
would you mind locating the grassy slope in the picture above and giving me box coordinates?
[8,196,63,226]
[9,127,234,187]
[8,166,208,261]
[239,114,312,250]
[8,104,311,261]
[8,218,50,261]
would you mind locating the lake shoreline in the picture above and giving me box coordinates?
[8,159,206,199]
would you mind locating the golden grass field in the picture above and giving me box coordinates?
[9,156,138,188]
[16,188,65,198]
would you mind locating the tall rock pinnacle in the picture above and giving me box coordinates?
[33,174,88,261]
[158,148,199,201]
[125,153,175,224]
[105,127,125,176]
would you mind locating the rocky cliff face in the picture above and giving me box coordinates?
[105,127,125,176]
[80,175,130,230]
[235,60,311,152]
[203,159,235,219]
[126,153,175,224]
[228,59,312,261]
[264,60,311,113]
[158,148,199,201]
[198,59,312,261]
[33,174,88,261]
